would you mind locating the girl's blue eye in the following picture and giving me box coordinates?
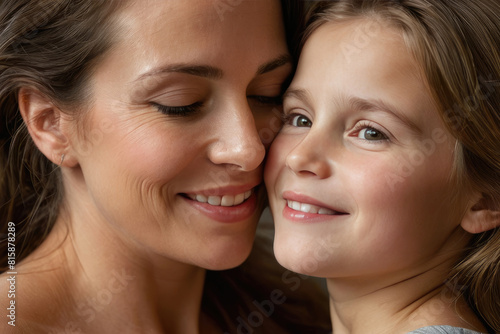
[152,101,203,116]
[289,114,312,127]
[357,127,387,141]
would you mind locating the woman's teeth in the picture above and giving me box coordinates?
[287,200,335,215]
[187,190,252,207]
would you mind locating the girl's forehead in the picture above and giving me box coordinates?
[298,20,425,99]
[290,18,449,141]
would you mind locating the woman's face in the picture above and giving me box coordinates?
[68,0,291,269]
[265,19,470,280]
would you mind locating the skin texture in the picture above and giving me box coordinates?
[265,19,487,334]
[4,0,291,333]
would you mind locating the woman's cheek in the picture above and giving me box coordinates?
[118,122,197,181]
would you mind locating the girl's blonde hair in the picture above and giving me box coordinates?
[304,0,500,331]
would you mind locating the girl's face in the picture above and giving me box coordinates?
[67,0,291,269]
[265,19,471,280]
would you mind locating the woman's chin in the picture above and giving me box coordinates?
[198,239,255,271]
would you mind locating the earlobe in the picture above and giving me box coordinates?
[461,193,500,234]
[18,87,77,167]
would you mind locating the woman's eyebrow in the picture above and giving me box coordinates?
[134,54,292,83]
[257,54,293,75]
[135,64,224,82]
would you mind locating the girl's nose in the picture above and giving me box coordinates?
[285,129,333,179]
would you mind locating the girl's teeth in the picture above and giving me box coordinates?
[308,205,319,213]
[188,190,252,207]
[318,208,334,215]
[287,200,335,215]
[300,203,311,213]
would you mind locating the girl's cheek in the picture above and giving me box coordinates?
[265,135,292,176]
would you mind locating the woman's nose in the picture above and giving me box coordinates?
[285,130,333,179]
[207,101,266,172]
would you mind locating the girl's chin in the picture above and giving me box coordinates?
[273,240,330,276]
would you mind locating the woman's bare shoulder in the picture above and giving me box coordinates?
[0,271,49,332]
[0,262,74,333]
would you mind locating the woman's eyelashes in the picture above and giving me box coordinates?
[152,101,203,117]
[152,94,283,117]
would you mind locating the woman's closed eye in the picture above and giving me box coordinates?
[152,95,282,117]
[152,101,203,117]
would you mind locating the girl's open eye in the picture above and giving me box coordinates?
[152,101,203,117]
[285,114,312,127]
[356,125,388,141]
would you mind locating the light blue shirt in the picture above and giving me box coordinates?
[408,326,486,334]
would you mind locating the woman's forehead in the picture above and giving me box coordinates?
[95,0,288,85]
[116,0,284,39]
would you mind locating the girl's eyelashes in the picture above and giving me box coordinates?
[152,101,203,117]
[357,127,387,141]
[352,121,389,142]
[284,113,312,127]
[282,113,389,142]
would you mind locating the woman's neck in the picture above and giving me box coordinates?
[19,210,209,333]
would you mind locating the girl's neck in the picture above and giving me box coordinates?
[326,265,487,334]
[19,212,210,333]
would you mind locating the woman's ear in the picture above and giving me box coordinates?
[18,87,78,167]
[461,192,500,234]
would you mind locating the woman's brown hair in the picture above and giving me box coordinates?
[1,0,331,331]
[0,0,122,270]
[303,0,500,331]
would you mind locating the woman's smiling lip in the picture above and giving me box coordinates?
[181,183,261,223]
[281,191,349,222]
[182,182,260,197]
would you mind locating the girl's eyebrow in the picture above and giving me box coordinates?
[348,96,422,135]
[283,88,312,105]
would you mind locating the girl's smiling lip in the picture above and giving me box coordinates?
[282,191,349,222]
